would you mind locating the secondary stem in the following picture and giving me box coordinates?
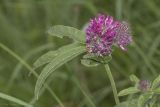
[104,64,120,107]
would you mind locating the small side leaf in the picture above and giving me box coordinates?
[47,25,85,43]
[130,74,140,83]
[118,87,140,96]
[35,46,86,99]
[151,75,160,89]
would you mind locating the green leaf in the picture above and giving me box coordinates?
[33,43,80,69]
[81,59,100,67]
[138,95,145,107]
[35,46,86,99]
[81,54,100,67]
[80,54,112,67]
[153,88,160,94]
[47,25,85,43]
[115,99,138,107]
[130,74,140,83]
[102,55,112,64]
[0,92,34,107]
[138,93,153,107]
[152,75,160,89]
[118,87,140,96]
[82,53,112,64]
[33,51,57,69]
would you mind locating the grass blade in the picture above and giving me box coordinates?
[0,92,34,107]
[0,43,65,107]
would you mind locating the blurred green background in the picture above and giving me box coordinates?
[0,0,160,107]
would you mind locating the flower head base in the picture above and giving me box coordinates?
[86,14,132,57]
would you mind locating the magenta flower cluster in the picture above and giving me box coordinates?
[86,14,132,56]
[138,80,151,92]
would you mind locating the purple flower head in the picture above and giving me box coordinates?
[138,80,151,92]
[86,14,120,56]
[115,21,132,51]
[86,14,132,56]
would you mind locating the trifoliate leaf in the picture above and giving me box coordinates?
[47,25,85,43]
[33,43,81,69]
[35,46,86,99]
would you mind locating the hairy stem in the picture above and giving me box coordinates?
[104,64,120,107]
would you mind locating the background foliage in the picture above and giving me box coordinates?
[0,0,160,107]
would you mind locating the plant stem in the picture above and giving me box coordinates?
[104,64,120,107]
